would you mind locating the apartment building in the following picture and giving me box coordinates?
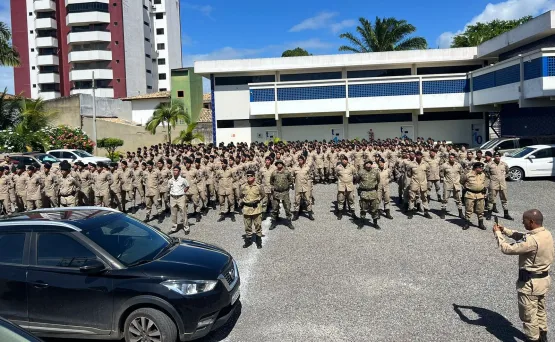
[10,0,182,100]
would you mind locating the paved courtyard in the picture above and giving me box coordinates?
[49,179,555,342]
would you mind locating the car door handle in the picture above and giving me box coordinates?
[32,281,49,289]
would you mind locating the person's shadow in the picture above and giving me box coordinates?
[453,304,526,342]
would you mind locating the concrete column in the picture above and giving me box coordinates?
[277,117,283,139]
[412,111,419,140]
[411,63,417,75]
[341,68,347,78]
[343,114,349,140]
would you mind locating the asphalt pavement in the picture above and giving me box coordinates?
[47,178,555,342]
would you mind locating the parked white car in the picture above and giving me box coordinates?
[47,149,111,164]
[501,144,555,181]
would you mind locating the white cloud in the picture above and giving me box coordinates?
[331,19,357,34]
[181,33,193,46]
[182,3,214,19]
[289,12,338,32]
[286,38,334,50]
[436,0,555,48]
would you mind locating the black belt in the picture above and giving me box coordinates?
[359,188,375,191]
[243,201,260,208]
[274,189,289,192]
[170,194,184,197]
[518,269,549,282]
[465,188,484,194]
[60,194,75,197]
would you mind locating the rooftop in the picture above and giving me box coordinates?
[198,108,212,123]
[121,91,171,101]
[203,93,211,102]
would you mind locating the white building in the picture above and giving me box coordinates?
[195,11,555,145]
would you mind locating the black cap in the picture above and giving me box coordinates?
[485,151,493,157]
[493,152,501,157]
[97,162,105,168]
[60,163,71,171]
[246,170,255,177]
[473,162,484,169]
[43,163,52,169]
[195,158,201,164]
[27,165,36,172]
[88,162,96,167]
[121,160,128,166]
[265,156,272,161]
[173,165,181,171]
[415,151,423,156]
[147,160,154,166]
[476,150,483,154]
[110,162,118,168]
[298,155,305,161]
[274,159,284,166]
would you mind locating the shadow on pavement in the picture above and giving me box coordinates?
[200,301,243,342]
[453,304,526,342]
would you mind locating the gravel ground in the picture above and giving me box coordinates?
[47,178,555,342]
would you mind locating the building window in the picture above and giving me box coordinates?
[143,4,148,9]
[145,54,151,58]
[67,3,109,13]
[157,58,166,65]
[32,66,36,70]
[145,37,150,42]
[177,90,184,98]
[147,86,153,89]
[146,69,152,74]
[347,69,411,79]
[156,28,164,35]
[144,21,150,27]
[280,72,342,82]
[159,88,167,91]
[282,116,343,126]
[154,0,161,4]
[116,59,120,63]
[416,65,482,75]
[156,13,164,19]
[159,73,166,80]
[157,43,165,50]
[33,84,36,88]
[114,22,118,26]
[29,12,32,16]
[30,48,35,52]
[29,30,34,34]
[215,75,275,86]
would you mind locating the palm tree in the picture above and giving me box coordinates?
[0,89,20,130]
[0,22,20,67]
[173,110,204,144]
[339,17,427,53]
[145,101,187,144]
[19,98,58,132]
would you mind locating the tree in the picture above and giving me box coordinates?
[145,102,186,144]
[173,110,204,144]
[451,16,533,48]
[0,89,20,130]
[0,22,20,67]
[282,47,312,57]
[339,17,427,53]
[98,138,124,161]
[18,98,58,132]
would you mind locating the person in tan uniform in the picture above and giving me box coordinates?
[58,162,80,207]
[203,156,217,209]
[182,158,202,222]
[132,161,146,212]
[144,160,162,223]
[157,159,172,214]
[94,162,112,208]
[120,160,134,213]
[377,158,393,220]
[13,164,28,212]
[313,148,326,183]
[258,156,275,218]
[240,170,265,249]
[168,165,190,234]
[0,167,13,216]
[109,162,123,211]
[335,155,356,220]
[439,153,464,219]
[425,149,442,202]
[407,151,432,219]
[486,151,513,221]
[78,162,93,206]
[194,158,209,215]
[494,209,553,342]
[215,159,236,222]
[461,162,487,230]
[26,165,43,210]
[42,163,59,208]
[292,155,314,221]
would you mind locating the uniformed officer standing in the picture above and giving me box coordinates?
[292,155,314,221]
[486,151,513,221]
[269,160,294,230]
[42,163,59,208]
[377,158,393,220]
[461,162,487,230]
[258,156,276,218]
[494,209,553,342]
[426,149,442,202]
[168,165,189,234]
[157,159,172,213]
[215,159,236,222]
[26,166,43,210]
[439,153,464,219]
[132,161,146,211]
[95,162,112,208]
[335,155,357,220]
[143,160,162,223]
[407,151,432,219]
[240,170,265,249]
[120,161,134,213]
[58,162,80,207]
[13,164,28,212]
[0,167,13,215]
[357,160,381,229]
[182,158,202,222]
[110,162,123,211]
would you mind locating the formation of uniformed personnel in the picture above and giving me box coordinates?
[240,170,265,249]
[494,210,553,342]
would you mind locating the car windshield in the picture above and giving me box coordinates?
[81,213,171,266]
[72,150,93,158]
[506,147,535,158]
[34,154,60,163]
[480,139,499,149]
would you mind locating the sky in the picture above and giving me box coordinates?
[2,0,555,94]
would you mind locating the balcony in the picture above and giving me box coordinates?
[36,55,59,66]
[35,37,58,48]
[65,0,109,4]
[68,31,111,44]
[35,18,57,30]
[34,0,56,12]
[70,88,114,98]
[66,12,110,26]
[38,91,61,100]
[68,50,112,63]
[69,69,113,81]
[38,73,60,84]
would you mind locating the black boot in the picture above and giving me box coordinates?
[463,220,470,230]
[269,220,277,230]
[286,218,295,230]
[337,210,343,220]
[217,214,225,222]
[157,214,164,224]
[437,195,442,202]
[255,236,262,249]
[357,216,365,229]
[407,209,414,219]
[427,195,431,203]
[242,236,253,248]
[485,210,492,220]
[143,214,150,223]
[384,209,393,220]
[504,210,513,221]
[458,209,464,219]
[403,203,409,213]
[526,339,540,342]
[440,209,446,219]
[230,213,236,222]
[539,330,547,342]
[424,210,432,219]
[492,203,499,213]
[478,219,486,230]
[373,218,381,229]
[308,211,315,221]
[417,203,423,212]
[196,212,201,223]
[292,212,299,221]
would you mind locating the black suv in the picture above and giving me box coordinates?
[0,207,240,341]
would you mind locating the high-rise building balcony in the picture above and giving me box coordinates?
[69,69,113,81]
[36,37,58,48]
[36,55,59,66]
[68,50,112,63]
[38,91,61,100]
[67,31,111,44]
[34,0,57,12]
[66,12,110,26]
[71,88,114,98]
[65,0,109,4]
[38,73,60,84]
[35,18,57,30]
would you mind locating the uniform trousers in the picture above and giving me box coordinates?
[442,186,463,210]
[43,194,59,208]
[337,190,354,209]
[519,293,547,340]
[145,193,161,216]
[60,195,77,207]
[110,190,123,211]
[261,192,272,213]
[409,187,429,211]
[464,194,485,220]
[0,197,12,215]
[378,186,391,210]
[185,191,201,213]
[359,198,379,219]
[170,194,188,227]
[488,188,509,210]
[95,192,111,207]
[294,190,312,212]
[15,193,26,212]
[244,213,262,238]
[218,191,235,214]
[427,180,441,197]
[271,190,292,220]
[26,198,42,210]
[159,190,170,211]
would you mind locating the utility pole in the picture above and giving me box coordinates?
[92,71,98,155]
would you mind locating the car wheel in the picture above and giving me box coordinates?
[508,167,524,181]
[124,308,177,342]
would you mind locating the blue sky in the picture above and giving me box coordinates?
[2,0,555,94]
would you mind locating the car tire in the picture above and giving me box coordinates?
[508,167,524,181]
[124,308,178,342]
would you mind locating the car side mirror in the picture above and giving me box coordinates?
[80,259,106,274]
[528,155,536,160]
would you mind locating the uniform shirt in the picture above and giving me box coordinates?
[0,174,12,199]
[408,160,429,191]
[95,170,113,196]
[258,165,276,194]
[168,176,189,196]
[486,161,509,190]
[181,167,199,194]
[110,169,123,192]
[496,227,554,296]
[240,182,264,216]
[80,169,93,191]
[378,167,392,189]
[143,169,161,197]
[14,172,28,196]
[292,163,312,193]
[215,167,235,196]
[270,169,293,192]
[157,167,172,193]
[336,163,356,192]
[43,171,59,197]
[461,171,486,199]
[26,173,43,201]
[59,175,80,196]
[440,162,463,190]
[121,168,134,192]
[357,168,380,200]
[425,156,441,181]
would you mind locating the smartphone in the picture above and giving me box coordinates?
[494,216,499,224]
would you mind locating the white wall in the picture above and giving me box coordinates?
[473,83,520,105]
[422,93,470,108]
[217,126,277,145]
[278,99,346,114]
[130,99,168,125]
[214,85,250,120]
[349,95,419,112]
[418,119,485,145]
[282,124,345,142]
[349,121,413,141]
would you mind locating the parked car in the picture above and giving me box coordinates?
[47,149,110,164]
[471,135,555,156]
[0,316,43,342]
[0,207,240,342]
[502,145,555,181]
[9,153,60,167]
